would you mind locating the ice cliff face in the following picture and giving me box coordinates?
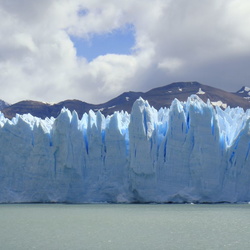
[0,95,250,203]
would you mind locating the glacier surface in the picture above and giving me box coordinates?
[0,95,250,203]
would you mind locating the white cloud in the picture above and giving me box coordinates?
[0,0,250,104]
[158,58,183,72]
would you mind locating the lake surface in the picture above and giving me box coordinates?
[0,204,250,249]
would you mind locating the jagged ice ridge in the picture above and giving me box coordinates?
[0,95,250,203]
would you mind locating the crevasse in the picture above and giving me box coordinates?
[0,95,250,203]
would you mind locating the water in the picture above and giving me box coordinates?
[0,204,250,249]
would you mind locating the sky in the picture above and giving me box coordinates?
[0,0,250,104]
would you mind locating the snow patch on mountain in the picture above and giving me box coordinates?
[244,87,250,92]
[196,88,205,95]
[108,105,116,109]
[94,108,105,112]
[42,102,54,105]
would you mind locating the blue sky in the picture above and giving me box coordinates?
[70,25,135,61]
[0,0,250,103]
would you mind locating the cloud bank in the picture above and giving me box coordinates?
[0,0,250,104]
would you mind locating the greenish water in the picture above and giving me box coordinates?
[0,204,250,249]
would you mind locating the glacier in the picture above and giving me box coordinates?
[0,95,250,203]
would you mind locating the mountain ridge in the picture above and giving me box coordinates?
[1,81,250,119]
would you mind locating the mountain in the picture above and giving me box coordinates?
[0,95,250,203]
[235,86,250,100]
[1,100,95,120]
[1,82,250,119]
[135,81,250,110]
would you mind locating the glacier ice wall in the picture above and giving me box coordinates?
[0,95,250,203]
